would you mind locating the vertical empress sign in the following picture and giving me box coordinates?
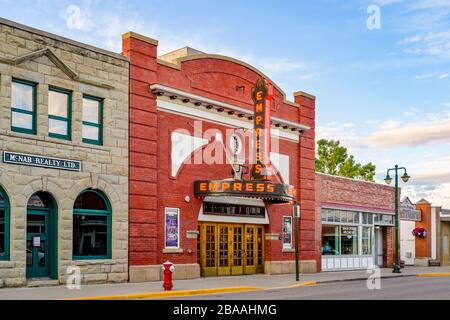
[251,78,273,181]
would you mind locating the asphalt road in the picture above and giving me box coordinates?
[169,276,450,300]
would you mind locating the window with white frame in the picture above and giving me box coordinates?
[322,208,377,257]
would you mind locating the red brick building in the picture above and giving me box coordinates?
[317,173,397,271]
[122,32,320,281]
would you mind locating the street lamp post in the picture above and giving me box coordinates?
[293,204,301,281]
[384,165,410,274]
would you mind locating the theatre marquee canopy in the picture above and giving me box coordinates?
[194,180,296,203]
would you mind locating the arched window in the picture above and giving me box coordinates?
[73,190,111,259]
[0,187,10,261]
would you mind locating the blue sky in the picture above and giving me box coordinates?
[1,0,450,206]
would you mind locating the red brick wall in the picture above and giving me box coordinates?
[122,34,159,266]
[316,173,398,267]
[295,94,320,266]
[316,174,397,212]
[124,34,319,269]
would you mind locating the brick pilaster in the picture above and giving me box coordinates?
[122,32,159,267]
[294,91,320,270]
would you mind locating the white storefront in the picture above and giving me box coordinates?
[400,198,422,266]
[321,207,395,271]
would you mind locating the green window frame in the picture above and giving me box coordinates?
[0,187,10,261]
[11,79,37,135]
[73,189,112,260]
[82,95,104,145]
[48,87,72,141]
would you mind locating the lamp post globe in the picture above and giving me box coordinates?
[384,175,392,185]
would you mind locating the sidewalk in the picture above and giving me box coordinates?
[1,266,449,300]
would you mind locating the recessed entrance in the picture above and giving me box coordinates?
[26,192,58,279]
[199,223,264,277]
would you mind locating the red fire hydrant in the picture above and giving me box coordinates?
[162,261,175,291]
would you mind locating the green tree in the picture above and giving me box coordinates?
[315,139,376,182]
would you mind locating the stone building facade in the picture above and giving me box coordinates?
[0,18,129,287]
[316,173,397,271]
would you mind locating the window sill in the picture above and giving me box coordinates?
[0,261,14,269]
[163,248,184,254]
[282,248,295,253]
[72,257,112,263]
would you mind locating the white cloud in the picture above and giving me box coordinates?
[409,0,450,9]
[400,31,450,59]
[414,72,434,79]
[374,0,405,6]
[413,72,449,79]
[379,120,401,130]
[254,58,305,74]
[316,123,368,152]
[366,117,450,147]
[297,72,320,80]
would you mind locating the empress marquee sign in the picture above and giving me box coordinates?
[194,78,296,204]
[2,151,81,172]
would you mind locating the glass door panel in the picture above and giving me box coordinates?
[232,226,243,275]
[245,226,256,274]
[26,211,49,278]
[218,225,231,276]
[202,224,217,277]
[256,227,264,273]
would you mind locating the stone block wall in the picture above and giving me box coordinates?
[0,18,129,287]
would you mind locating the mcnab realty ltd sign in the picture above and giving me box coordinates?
[3,152,81,172]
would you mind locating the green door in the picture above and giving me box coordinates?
[26,210,50,278]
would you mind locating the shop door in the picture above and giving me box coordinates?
[26,210,50,278]
[375,228,384,267]
[244,225,264,275]
[231,225,243,275]
[200,223,264,277]
[201,224,218,277]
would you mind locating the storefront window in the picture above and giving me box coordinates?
[322,225,340,255]
[203,203,265,218]
[362,227,373,255]
[341,226,358,255]
[322,208,379,258]
[73,190,111,259]
[375,214,394,226]
[283,217,292,250]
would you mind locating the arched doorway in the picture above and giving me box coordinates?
[26,192,58,279]
[0,186,10,261]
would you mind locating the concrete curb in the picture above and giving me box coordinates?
[66,281,318,300]
[65,286,262,300]
[315,274,417,285]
